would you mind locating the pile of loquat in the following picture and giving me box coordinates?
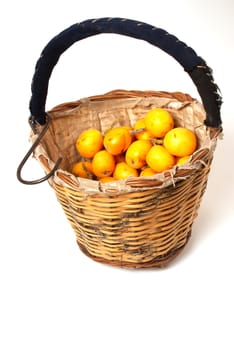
[71,108,197,182]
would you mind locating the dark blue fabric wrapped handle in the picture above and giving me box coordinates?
[29,17,222,127]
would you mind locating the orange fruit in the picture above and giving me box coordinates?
[113,162,138,180]
[99,176,115,183]
[144,108,174,138]
[104,126,132,155]
[92,150,115,178]
[133,118,153,141]
[71,161,93,179]
[163,127,197,157]
[146,145,175,172]
[176,155,190,166]
[125,140,152,169]
[140,167,157,177]
[76,129,103,158]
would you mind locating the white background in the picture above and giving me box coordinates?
[1,1,234,349]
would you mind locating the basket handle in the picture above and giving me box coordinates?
[29,17,222,128]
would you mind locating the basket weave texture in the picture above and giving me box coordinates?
[33,90,218,268]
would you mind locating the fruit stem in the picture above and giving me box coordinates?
[130,128,145,135]
[150,138,163,145]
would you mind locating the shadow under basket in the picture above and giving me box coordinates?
[33,90,220,268]
[17,18,222,268]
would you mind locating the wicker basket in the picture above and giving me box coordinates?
[17,18,222,268]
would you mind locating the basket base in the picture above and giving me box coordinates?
[76,232,191,269]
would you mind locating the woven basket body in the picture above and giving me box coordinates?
[33,90,217,268]
[17,18,222,268]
